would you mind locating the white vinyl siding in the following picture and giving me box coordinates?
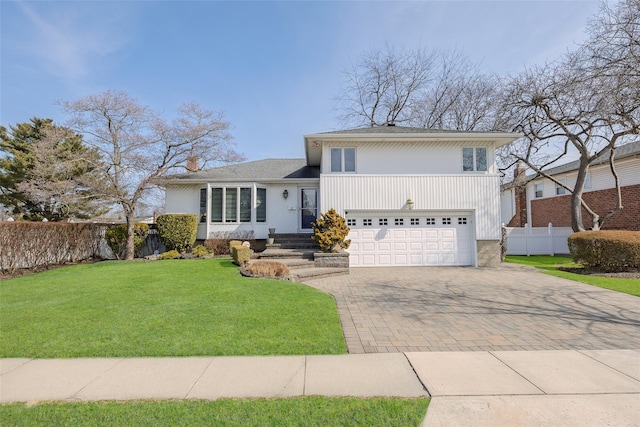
[322,141,497,174]
[320,174,501,240]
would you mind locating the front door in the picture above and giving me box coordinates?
[300,188,318,230]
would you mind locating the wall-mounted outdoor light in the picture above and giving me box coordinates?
[406,198,414,210]
[283,189,289,199]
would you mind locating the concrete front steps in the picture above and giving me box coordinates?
[258,234,349,281]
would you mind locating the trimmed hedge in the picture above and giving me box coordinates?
[156,214,198,252]
[568,230,640,272]
[231,245,251,266]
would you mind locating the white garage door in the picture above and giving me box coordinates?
[347,214,474,267]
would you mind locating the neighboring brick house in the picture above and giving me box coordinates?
[501,141,640,230]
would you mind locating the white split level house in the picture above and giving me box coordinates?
[161,126,521,267]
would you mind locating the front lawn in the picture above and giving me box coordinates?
[0,258,347,358]
[0,397,430,427]
[505,255,640,297]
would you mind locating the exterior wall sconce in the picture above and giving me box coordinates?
[283,189,289,199]
[406,198,414,210]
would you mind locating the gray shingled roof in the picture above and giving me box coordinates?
[526,140,640,179]
[163,158,319,183]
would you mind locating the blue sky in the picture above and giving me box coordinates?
[2,0,601,162]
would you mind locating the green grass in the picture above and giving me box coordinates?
[505,255,640,297]
[0,258,347,358]
[0,397,430,427]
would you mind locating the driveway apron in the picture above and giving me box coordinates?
[304,264,640,353]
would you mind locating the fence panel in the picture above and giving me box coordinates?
[504,223,572,256]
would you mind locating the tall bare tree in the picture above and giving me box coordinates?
[62,90,243,259]
[15,125,108,220]
[337,46,501,131]
[499,0,639,231]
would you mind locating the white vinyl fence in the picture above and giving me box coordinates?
[504,223,573,256]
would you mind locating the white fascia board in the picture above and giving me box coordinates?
[160,178,319,185]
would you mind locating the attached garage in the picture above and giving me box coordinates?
[346,211,475,267]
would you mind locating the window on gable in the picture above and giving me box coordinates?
[330,148,356,172]
[462,147,488,172]
[534,183,543,198]
[556,178,567,195]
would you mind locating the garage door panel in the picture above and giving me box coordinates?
[441,240,455,250]
[409,242,422,250]
[378,242,391,251]
[409,230,423,239]
[394,241,408,251]
[378,254,392,265]
[361,242,375,251]
[394,254,408,265]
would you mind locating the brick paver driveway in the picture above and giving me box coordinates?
[304,264,640,353]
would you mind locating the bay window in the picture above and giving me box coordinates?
[209,186,266,223]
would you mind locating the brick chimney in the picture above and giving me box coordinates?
[186,156,199,172]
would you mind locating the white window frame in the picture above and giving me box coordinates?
[534,183,543,198]
[462,147,488,172]
[555,178,567,196]
[210,186,262,224]
[330,147,356,173]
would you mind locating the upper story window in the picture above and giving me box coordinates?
[330,148,356,172]
[555,178,567,195]
[462,147,487,172]
[534,183,543,198]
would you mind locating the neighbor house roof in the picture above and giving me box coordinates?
[529,140,640,179]
[503,140,640,188]
[159,159,319,185]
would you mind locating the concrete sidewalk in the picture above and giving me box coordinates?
[1,349,639,426]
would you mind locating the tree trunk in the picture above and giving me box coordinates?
[570,157,590,232]
[124,210,136,260]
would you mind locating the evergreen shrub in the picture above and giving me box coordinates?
[568,230,640,272]
[156,214,198,252]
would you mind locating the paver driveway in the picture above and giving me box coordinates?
[304,263,640,353]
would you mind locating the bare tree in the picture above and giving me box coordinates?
[337,46,501,131]
[15,125,108,220]
[337,45,436,127]
[499,0,639,231]
[61,90,243,259]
